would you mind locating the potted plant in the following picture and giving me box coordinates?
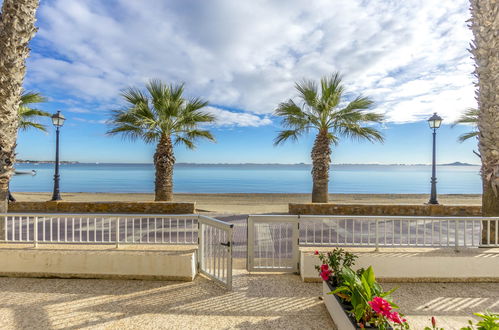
[316,250,408,330]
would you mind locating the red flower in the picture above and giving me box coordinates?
[431,316,436,328]
[358,323,364,328]
[320,264,329,272]
[388,311,406,324]
[320,270,332,281]
[314,250,319,255]
[368,297,392,317]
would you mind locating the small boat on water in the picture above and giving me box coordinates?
[14,170,37,176]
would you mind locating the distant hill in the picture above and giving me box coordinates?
[440,162,477,166]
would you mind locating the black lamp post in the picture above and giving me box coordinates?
[427,112,442,205]
[50,111,65,201]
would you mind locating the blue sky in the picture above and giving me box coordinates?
[10,0,480,164]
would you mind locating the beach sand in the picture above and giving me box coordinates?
[11,192,481,214]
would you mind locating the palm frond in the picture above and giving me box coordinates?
[19,107,51,118]
[274,100,317,130]
[452,108,479,127]
[21,91,47,105]
[174,136,195,149]
[18,91,49,132]
[120,87,148,106]
[458,131,479,143]
[295,80,318,109]
[19,121,47,132]
[320,72,345,109]
[274,129,303,146]
[337,123,384,143]
[174,130,215,149]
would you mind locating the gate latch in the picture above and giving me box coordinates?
[220,241,231,247]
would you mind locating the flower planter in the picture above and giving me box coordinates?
[322,281,392,330]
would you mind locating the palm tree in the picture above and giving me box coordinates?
[108,80,216,201]
[19,91,50,131]
[0,0,39,216]
[469,0,499,246]
[274,73,384,203]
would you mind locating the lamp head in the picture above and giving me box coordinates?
[51,111,65,127]
[428,112,442,129]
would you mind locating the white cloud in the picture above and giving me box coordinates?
[25,0,476,125]
[205,107,272,127]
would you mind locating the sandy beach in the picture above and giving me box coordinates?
[10,192,482,214]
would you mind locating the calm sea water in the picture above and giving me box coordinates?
[11,163,482,194]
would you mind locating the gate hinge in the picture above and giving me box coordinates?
[220,241,231,247]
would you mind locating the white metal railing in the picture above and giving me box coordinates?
[1,213,199,246]
[247,215,499,274]
[300,215,499,248]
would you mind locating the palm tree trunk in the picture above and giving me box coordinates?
[154,134,175,201]
[311,130,331,203]
[469,0,499,244]
[0,0,39,237]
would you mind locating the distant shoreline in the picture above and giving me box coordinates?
[16,161,480,166]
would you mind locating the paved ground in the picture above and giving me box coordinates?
[0,271,497,330]
[0,271,332,330]
[385,282,499,329]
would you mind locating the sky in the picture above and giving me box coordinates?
[6,0,481,164]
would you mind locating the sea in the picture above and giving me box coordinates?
[11,163,482,194]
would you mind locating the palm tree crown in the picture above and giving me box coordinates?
[452,108,479,143]
[19,91,50,132]
[107,80,215,147]
[274,73,384,146]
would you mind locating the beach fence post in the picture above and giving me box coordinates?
[455,219,459,252]
[115,217,120,248]
[375,219,379,251]
[34,216,38,248]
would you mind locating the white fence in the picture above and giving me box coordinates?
[1,213,235,289]
[1,213,199,246]
[247,215,499,273]
[300,215,499,248]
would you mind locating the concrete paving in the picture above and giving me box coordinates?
[0,270,332,330]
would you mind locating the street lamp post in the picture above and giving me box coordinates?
[427,112,443,205]
[50,111,65,201]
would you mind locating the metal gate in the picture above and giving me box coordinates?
[198,216,234,289]
[247,215,299,272]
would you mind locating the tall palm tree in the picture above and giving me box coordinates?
[469,0,499,246]
[108,80,216,201]
[19,91,50,131]
[274,73,384,203]
[0,0,39,216]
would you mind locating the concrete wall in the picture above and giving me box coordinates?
[8,201,195,214]
[289,203,482,216]
[300,247,499,282]
[0,245,197,281]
